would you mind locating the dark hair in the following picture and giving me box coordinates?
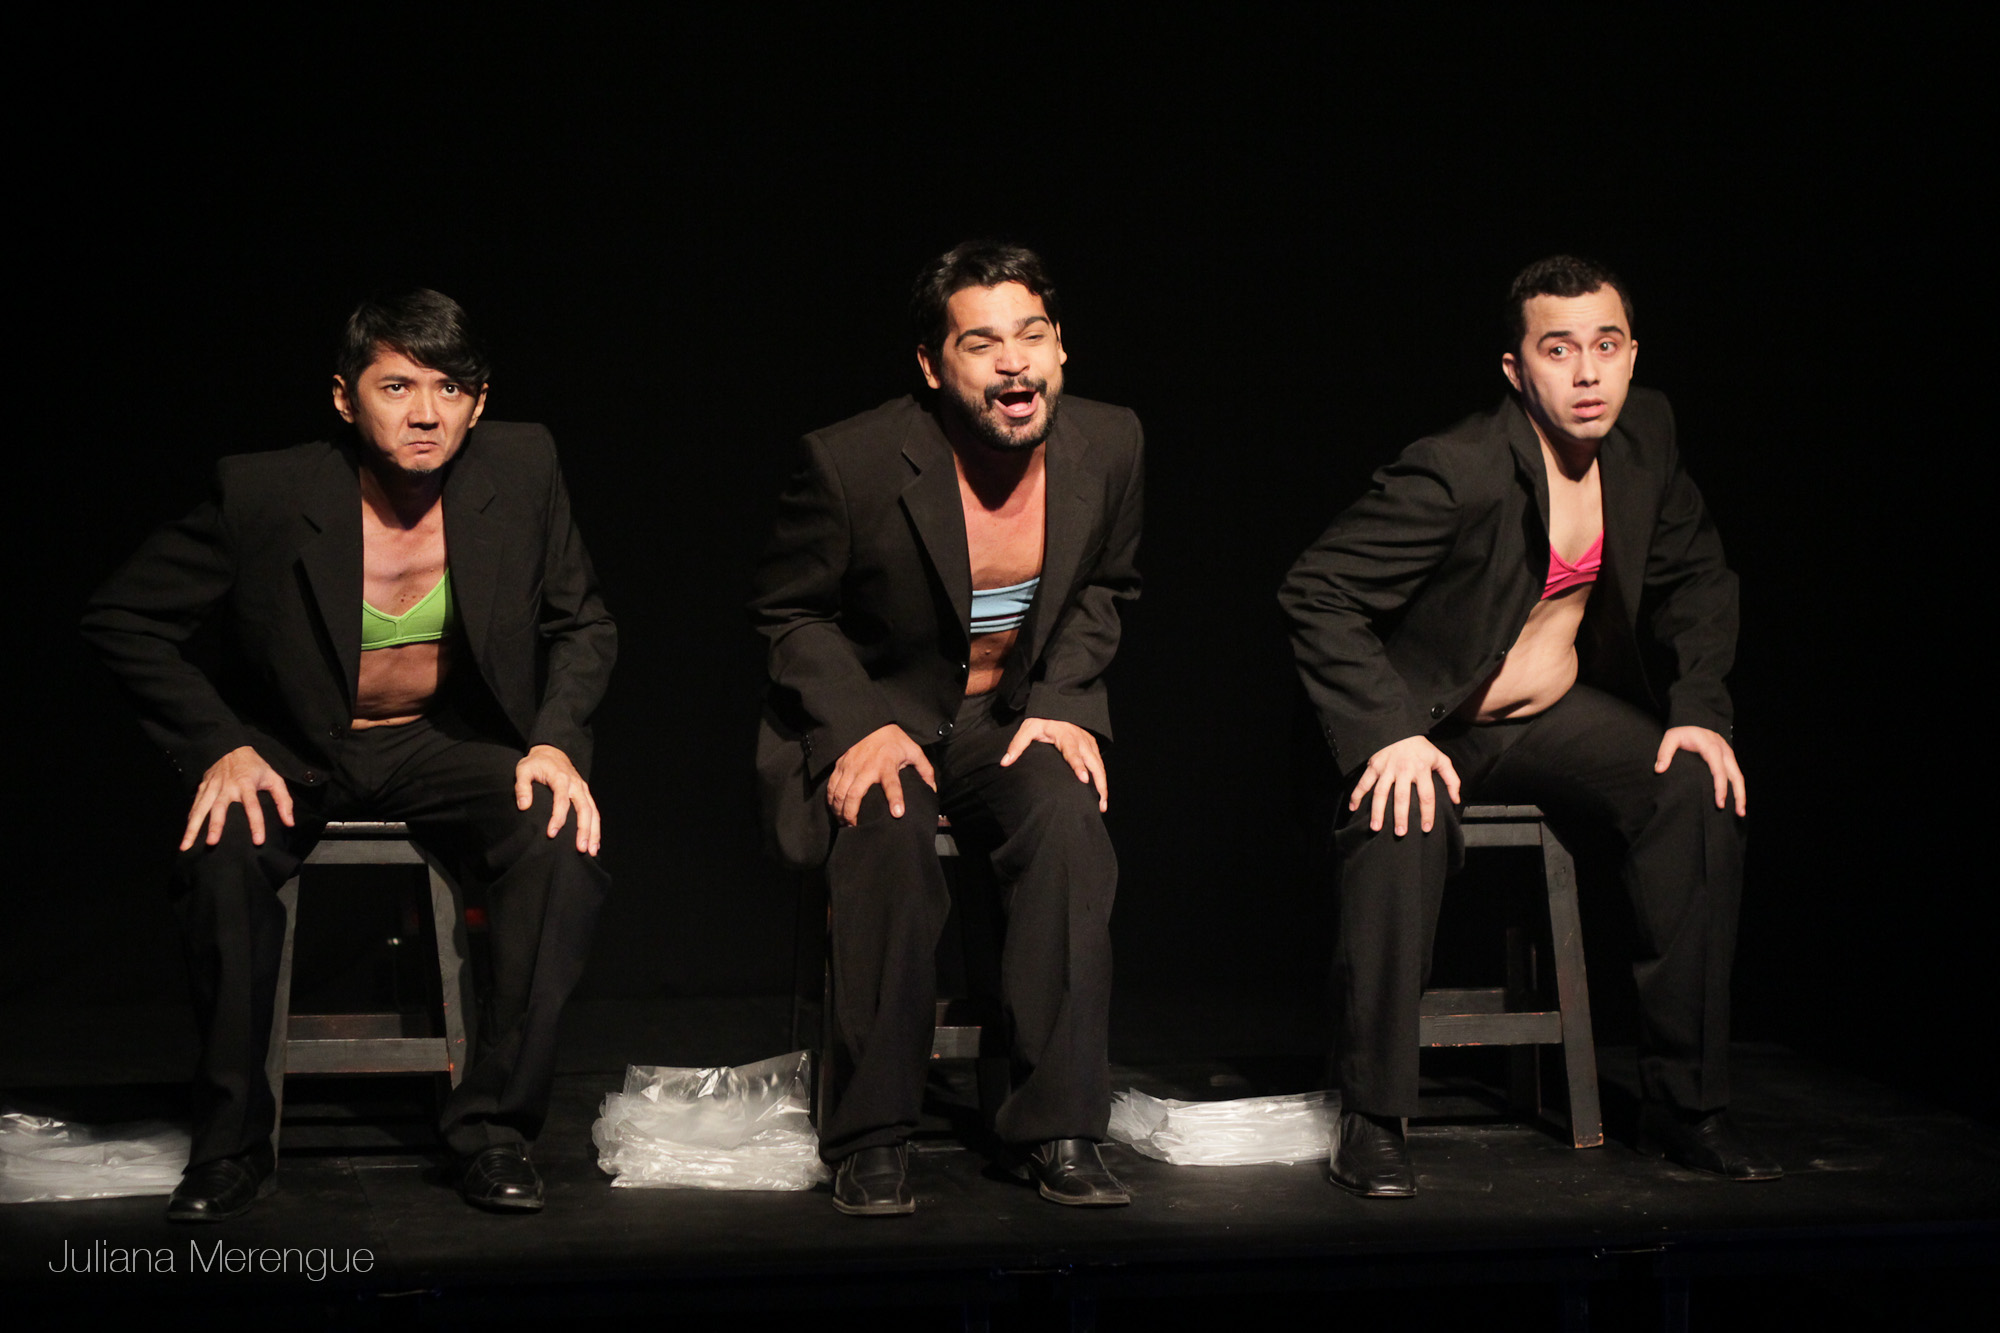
[910,241,1061,352]
[1505,256,1634,351]
[334,288,491,391]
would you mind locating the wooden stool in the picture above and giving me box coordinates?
[265,821,476,1151]
[1418,804,1603,1148]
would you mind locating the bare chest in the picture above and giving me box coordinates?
[1546,462,1604,563]
[360,507,449,611]
[961,476,1046,589]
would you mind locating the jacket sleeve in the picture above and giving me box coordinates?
[79,466,260,781]
[524,450,618,775]
[1637,400,1738,736]
[1023,420,1144,738]
[748,434,899,774]
[1278,439,1463,769]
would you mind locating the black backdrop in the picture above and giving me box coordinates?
[14,14,1983,1115]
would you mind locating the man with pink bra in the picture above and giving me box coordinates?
[1281,256,1778,1197]
[751,242,1142,1216]
[84,291,615,1220]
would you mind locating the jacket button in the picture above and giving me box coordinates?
[302,770,320,784]
[1430,705,1446,720]
[327,725,342,739]
[801,736,813,755]
[936,721,954,739]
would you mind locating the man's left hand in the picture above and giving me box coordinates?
[1654,726,1746,816]
[1000,718,1108,813]
[515,744,602,855]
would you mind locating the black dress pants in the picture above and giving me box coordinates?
[1332,685,1742,1118]
[818,692,1118,1162]
[172,708,610,1167]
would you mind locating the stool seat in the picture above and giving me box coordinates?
[1418,804,1602,1148]
[265,821,476,1151]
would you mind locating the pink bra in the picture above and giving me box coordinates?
[1543,533,1604,600]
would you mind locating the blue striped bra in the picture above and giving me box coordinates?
[969,576,1039,635]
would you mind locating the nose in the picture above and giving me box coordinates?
[408,386,442,428]
[1572,355,1599,387]
[995,339,1030,378]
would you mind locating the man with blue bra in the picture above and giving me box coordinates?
[83,290,615,1220]
[751,242,1143,1216]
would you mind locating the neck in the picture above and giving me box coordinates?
[1527,414,1600,482]
[940,414,1043,510]
[360,459,446,529]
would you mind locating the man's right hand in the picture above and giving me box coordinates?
[182,745,295,850]
[826,724,937,827]
[1351,735,1462,836]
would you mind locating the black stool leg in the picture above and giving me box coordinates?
[1542,823,1602,1148]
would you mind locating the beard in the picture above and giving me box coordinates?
[943,374,1061,452]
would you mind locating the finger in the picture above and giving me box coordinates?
[1083,746,1109,812]
[884,768,906,819]
[1369,770,1391,833]
[572,787,599,854]
[516,765,535,811]
[244,791,267,847]
[1350,765,1379,814]
[268,774,296,828]
[912,750,938,791]
[1654,734,1677,774]
[1392,773,1411,838]
[180,786,214,851]
[1417,768,1436,833]
[547,784,573,839]
[1708,752,1729,811]
[1437,755,1463,807]
[839,777,865,827]
[999,726,1035,768]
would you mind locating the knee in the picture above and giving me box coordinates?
[1656,751,1734,823]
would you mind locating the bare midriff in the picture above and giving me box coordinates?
[961,452,1047,698]
[354,639,453,727]
[1454,584,1590,722]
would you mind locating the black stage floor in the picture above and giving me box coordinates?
[3,997,1995,1329]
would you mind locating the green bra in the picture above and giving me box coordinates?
[361,570,458,650]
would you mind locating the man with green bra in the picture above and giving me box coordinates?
[83,290,616,1220]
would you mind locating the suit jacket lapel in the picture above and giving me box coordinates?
[1020,412,1095,664]
[297,445,364,708]
[444,439,504,666]
[900,411,972,641]
[1504,399,1553,563]
[1594,421,1647,630]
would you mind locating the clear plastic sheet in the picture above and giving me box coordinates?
[592,1051,830,1191]
[0,1110,190,1203]
[1106,1088,1339,1166]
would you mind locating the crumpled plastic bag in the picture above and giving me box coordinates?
[592,1051,830,1190]
[1106,1088,1338,1166]
[0,1110,191,1202]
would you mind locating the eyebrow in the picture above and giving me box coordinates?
[954,314,1052,347]
[1539,324,1628,345]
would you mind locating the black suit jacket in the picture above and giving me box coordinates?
[83,421,617,787]
[1279,387,1736,773]
[750,394,1144,867]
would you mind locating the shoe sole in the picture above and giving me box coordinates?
[831,1197,915,1216]
[464,1193,546,1212]
[1036,1183,1131,1206]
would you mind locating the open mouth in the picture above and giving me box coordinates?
[987,379,1045,422]
[1572,399,1606,419]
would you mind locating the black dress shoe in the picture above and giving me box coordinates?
[1025,1138,1131,1206]
[1330,1110,1416,1198]
[831,1144,915,1216]
[166,1148,276,1223]
[459,1145,546,1211]
[1637,1106,1783,1181]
